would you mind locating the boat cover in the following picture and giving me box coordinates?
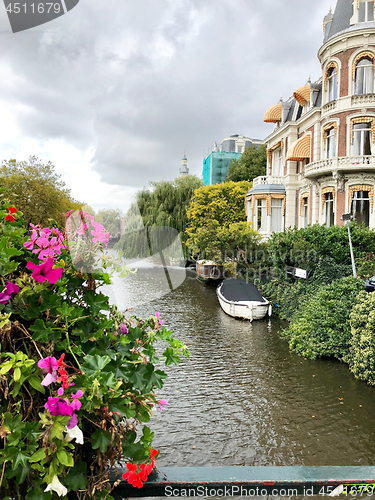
[219,279,266,303]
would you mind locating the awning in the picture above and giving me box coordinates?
[293,84,310,107]
[264,102,282,123]
[286,135,311,161]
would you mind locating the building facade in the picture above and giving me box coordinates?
[203,134,263,185]
[246,0,375,238]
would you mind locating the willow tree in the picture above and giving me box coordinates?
[116,175,203,258]
[0,156,82,229]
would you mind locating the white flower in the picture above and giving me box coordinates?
[65,424,84,444]
[44,475,68,497]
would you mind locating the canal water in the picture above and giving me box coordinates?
[102,263,375,468]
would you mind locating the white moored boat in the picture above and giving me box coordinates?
[216,279,272,321]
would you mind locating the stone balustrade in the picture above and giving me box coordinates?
[305,156,375,178]
[252,175,284,186]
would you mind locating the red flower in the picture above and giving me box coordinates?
[5,206,17,222]
[150,448,158,462]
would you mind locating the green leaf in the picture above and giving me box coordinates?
[13,366,21,381]
[91,428,112,453]
[56,448,74,467]
[82,354,111,376]
[29,448,47,463]
[0,360,14,374]
[28,376,45,393]
[64,462,87,490]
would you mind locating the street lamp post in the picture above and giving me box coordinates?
[342,214,357,277]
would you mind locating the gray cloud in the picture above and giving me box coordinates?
[0,0,332,190]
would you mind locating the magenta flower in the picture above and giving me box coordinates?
[57,387,64,396]
[38,356,59,386]
[0,281,20,304]
[155,312,160,319]
[158,399,168,411]
[120,323,129,335]
[67,413,78,429]
[5,282,20,296]
[0,292,11,305]
[45,397,74,417]
[27,258,63,284]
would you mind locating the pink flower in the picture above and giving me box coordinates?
[38,356,59,386]
[120,323,129,334]
[70,390,83,411]
[27,258,63,284]
[57,387,64,396]
[155,312,160,319]
[158,399,168,411]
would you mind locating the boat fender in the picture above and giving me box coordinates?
[268,304,272,317]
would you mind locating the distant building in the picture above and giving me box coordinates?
[203,134,263,185]
[179,154,189,176]
[246,0,375,238]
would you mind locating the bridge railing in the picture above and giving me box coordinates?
[110,466,375,498]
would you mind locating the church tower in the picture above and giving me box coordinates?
[179,154,189,176]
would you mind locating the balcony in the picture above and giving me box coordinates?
[351,93,375,106]
[304,156,375,178]
[321,101,336,114]
[252,175,284,186]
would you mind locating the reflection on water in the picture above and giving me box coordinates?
[103,267,375,468]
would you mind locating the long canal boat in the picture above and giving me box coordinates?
[196,260,224,284]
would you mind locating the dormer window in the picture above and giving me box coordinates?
[354,57,374,94]
[359,0,374,22]
[328,67,338,101]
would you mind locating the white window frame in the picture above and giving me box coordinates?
[256,199,267,232]
[326,127,336,159]
[272,148,283,177]
[358,0,375,22]
[352,122,372,156]
[324,192,335,227]
[271,198,283,233]
[354,58,374,95]
[328,67,338,101]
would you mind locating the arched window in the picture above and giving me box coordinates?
[328,67,338,101]
[354,57,374,94]
[359,0,374,22]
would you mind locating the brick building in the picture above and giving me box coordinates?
[246,0,375,237]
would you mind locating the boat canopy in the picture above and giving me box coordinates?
[220,279,266,303]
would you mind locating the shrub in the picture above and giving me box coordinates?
[347,291,375,385]
[0,192,189,499]
[280,276,363,360]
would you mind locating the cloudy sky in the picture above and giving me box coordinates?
[0,0,333,214]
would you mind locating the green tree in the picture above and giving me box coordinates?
[226,144,267,182]
[186,180,261,263]
[0,156,81,229]
[116,175,203,258]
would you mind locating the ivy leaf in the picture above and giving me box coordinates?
[12,450,30,470]
[64,462,87,491]
[92,428,112,453]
